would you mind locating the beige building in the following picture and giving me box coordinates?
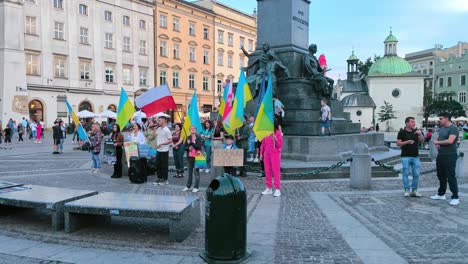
[0,0,155,127]
[154,0,256,122]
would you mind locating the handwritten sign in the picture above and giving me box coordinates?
[213,149,244,167]
[123,141,138,165]
[103,140,116,164]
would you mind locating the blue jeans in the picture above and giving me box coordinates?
[59,138,65,151]
[401,157,420,191]
[32,130,36,139]
[91,152,101,169]
[204,144,212,168]
[248,133,255,153]
[173,144,185,174]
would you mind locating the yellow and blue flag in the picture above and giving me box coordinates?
[253,73,274,141]
[226,68,253,135]
[182,92,202,140]
[65,100,88,141]
[116,87,135,129]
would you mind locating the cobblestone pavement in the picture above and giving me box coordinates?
[1,133,468,263]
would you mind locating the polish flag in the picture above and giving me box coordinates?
[135,85,177,117]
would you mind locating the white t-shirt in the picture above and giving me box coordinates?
[128,131,146,145]
[156,126,172,152]
[321,105,331,120]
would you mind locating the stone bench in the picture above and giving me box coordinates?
[0,185,98,230]
[63,192,200,242]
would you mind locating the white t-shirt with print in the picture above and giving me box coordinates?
[156,126,172,152]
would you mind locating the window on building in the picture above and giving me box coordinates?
[54,22,64,40]
[217,52,223,65]
[159,14,167,28]
[203,49,209,65]
[104,11,112,22]
[248,39,253,51]
[139,67,147,86]
[123,16,130,26]
[104,33,113,49]
[189,47,196,62]
[239,56,244,68]
[173,17,179,32]
[239,37,245,48]
[160,70,167,85]
[448,77,452,87]
[227,54,233,68]
[54,55,66,78]
[25,52,40,75]
[79,4,88,16]
[139,20,146,30]
[439,77,444,87]
[79,59,91,80]
[203,27,209,40]
[25,16,37,35]
[139,40,146,55]
[105,63,115,83]
[228,33,233,46]
[123,65,132,85]
[79,27,89,44]
[461,75,466,86]
[123,37,131,52]
[172,72,180,87]
[160,41,167,57]
[459,92,466,104]
[217,79,222,93]
[53,0,63,9]
[203,76,209,91]
[189,22,196,36]
[189,74,195,89]
[218,30,224,43]
[25,0,36,3]
[173,43,180,59]
[429,69,433,75]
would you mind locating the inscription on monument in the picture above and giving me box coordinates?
[12,95,29,115]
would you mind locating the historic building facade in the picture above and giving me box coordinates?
[0,0,155,127]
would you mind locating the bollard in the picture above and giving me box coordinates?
[456,141,468,178]
[429,132,439,161]
[350,143,372,189]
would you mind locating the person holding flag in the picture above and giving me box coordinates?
[116,88,135,130]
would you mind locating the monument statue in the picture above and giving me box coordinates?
[304,44,334,98]
[242,43,291,97]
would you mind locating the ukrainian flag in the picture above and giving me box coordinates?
[182,92,202,140]
[253,73,274,141]
[65,100,88,141]
[116,87,135,129]
[226,68,252,135]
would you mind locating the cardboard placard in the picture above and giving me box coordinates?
[103,140,116,164]
[123,141,138,165]
[213,149,244,167]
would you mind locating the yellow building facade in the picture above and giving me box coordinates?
[154,0,256,122]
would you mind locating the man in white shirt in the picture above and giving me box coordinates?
[155,116,172,185]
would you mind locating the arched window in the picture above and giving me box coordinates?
[79,101,93,112]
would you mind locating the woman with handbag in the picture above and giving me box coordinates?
[182,126,203,193]
[111,124,124,178]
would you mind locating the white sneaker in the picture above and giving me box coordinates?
[261,188,273,195]
[404,191,410,197]
[253,158,259,163]
[411,191,422,197]
[430,194,446,200]
[205,169,210,173]
[72,140,75,143]
[192,188,199,193]
[274,190,281,197]
[247,157,254,162]
[182,187,190,192]
[449,199,460,206]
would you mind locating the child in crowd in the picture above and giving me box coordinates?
[223,134,238,176]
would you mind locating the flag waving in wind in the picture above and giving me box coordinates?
[226,68,253,135]
[182,92,202,140]
[253,73,274,141]
[219,80,233,119]
[116,87,135,129]
[135,85,177,117]
[65,100,88,141]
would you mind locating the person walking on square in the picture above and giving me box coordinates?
[172,123,185,178]
[3,124,12,149]
[183,126,202,193]
[320,99,332,136]
[111,124,124,178]
[431,113,460,206]
[154,116,172,185]
[17,124,24,143]
[59,120,66,153]
[396,117,424,197]
[236,116,252,177]
[30,120,37,140]
[35,121,42,143]
[261,119,283,197]
[90,123,103,175]
[52,121,61,154]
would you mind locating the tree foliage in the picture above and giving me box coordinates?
[377,101,397,131]
[425,99,466,119]
[357,55,381,78]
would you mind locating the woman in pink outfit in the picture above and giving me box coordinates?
[260,119,283,197]
[35,121,42,143]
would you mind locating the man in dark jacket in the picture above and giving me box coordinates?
[236,116,252,177]
[52,120,62,154]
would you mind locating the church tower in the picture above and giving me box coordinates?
[347,50,359,81]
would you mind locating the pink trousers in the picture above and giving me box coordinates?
[264,152,281,190]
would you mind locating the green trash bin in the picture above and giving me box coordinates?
[200,174,250,262]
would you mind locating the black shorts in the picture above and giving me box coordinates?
[54,138,61,145]
[4,136,11,143]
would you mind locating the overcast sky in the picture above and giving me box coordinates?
[190,0,468,80]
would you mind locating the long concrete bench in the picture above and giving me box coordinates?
[63,192,200,242]
[0,185,98,230]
